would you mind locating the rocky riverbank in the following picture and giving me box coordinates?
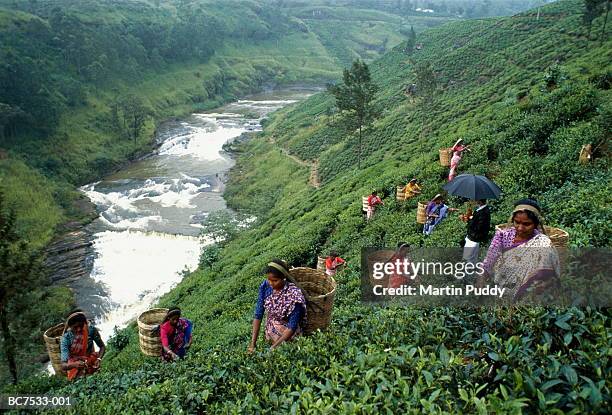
[43,194,98,288]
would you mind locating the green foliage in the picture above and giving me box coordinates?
[0,189,45,384]
[328,59,379,168]
[6,0,612,412]
[115,94,151,141]
[199,243,222,269]
[107,326,130,354]
[582,0,608,37]
[199,211,244,245]
[414,61,438,100]
[401,24,418,54]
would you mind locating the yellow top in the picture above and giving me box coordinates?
[403,183,421,199]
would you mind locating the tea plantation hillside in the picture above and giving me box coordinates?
[7,0,611,413]
[0,0,453,382]
[0,0,440,243]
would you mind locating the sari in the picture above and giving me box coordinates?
[160,318,193,361]
[325,256,345,276]
[490,232,560,301]
[423,203,448,235]
[387,252,418,288]
[403,183,421,200]
[264,282,306,343]
[63,324,100,381]
[367,195,383,220]
[448,145,467,181]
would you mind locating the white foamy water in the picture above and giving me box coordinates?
[236,99,298,105]
[90,230,201,340]
[159,115,244,160]
[73,90,313,343]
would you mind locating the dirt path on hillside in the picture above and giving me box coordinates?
[269,136,320,188]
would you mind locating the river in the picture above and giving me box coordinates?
[72,88,314,341]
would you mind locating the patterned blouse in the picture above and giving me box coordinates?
[60,323,104,362]
[482,227,542,274]
[254,280,305,331]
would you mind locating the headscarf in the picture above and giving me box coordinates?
[510,204,546,233]
[431,193,443,203]
[63,311,87,334]
[267,262,291,279]
[163,308,181,323]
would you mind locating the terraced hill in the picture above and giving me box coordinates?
[6,0,611,413]
[0,0,454,383]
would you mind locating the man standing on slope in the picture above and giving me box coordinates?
[462,199,491,276]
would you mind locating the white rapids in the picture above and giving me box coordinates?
[73,88,314,342]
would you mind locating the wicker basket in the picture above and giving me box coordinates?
[495,224,569,248]
[439,148,452,166]
[396,185,405,202]
[288,268,336,335]
[365,250,396,288]
[362,196,369,212]
[137,308,168,357]
[316,256,326,271]
[43,323,66,376]
[416,201,428,224]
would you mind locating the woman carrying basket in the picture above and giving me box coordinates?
[403,179,422,201]
[248,259,306,353]
[478,199,560,302]
[448,138,470,182]
[325,251,346,277]
[160,307,193,362]
[60,309,105,380]
[366,191,384,221]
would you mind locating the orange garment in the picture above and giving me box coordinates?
[66,324,100,380]
[325,256,345,276]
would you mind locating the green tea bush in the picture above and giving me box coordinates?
[12,1,611,412]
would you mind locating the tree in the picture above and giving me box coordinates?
[0,190,43,384]
[601,0,610,44]
[414,61,437,102]
[583,0,606,39]
[328,59,379,169]
[0,103,26,140]
[200,211,247,245]
[118,94,149,141]
[401,25,417,54]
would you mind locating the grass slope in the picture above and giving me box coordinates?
[6,0,612,413]
[0,0,453,383]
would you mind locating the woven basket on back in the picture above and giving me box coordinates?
[43,323,66,376]
[137,308,168,357]
[396,185,405,202]
[365,250,396,288]
[495,224,569,248]
[416,201,427,224]
[439,148,452,166]
[288,268,336,335]
[362,196,369,212]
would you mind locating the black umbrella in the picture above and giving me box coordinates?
[443,174,502,200]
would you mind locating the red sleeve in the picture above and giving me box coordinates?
[337,257,346,264]
[159,321,172,348]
